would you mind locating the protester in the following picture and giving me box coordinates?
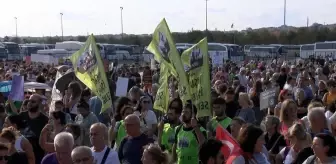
[19,94,48,164]
[199,139,224,164]
[75,99,99,146]
[90,123,119,164]
[109,105,133,149]
[142,144,169,164]
[41,132,74,164]
[231,124,268,164]
[71,146,94,164]
[0,128,28,164]
[118,114,154,164]
[304,133,336,164]
[172,103,206,164]
[39,110,67,153]
[157,98,182,152]
[207,97,231,138]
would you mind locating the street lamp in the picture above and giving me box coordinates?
[283,0,286,26]
[14,17,18,37]
[120,7,124,39]
[205,0,208,32]
[60,12,64,41]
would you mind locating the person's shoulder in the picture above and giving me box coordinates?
[19,111,28,117]
[303,155,316,164]
[41,153,57,163]
[231,155,245,164]
[108,148,119,158]
[38,113,49,121]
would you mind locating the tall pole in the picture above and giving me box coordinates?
[205,0,208,32]
[283,0,286,26]
[14,17,18,38]
[120,7,124,39]
[307,17,309,27]
[60,12,64,41]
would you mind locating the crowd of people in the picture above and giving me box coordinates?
[0,58,336,164]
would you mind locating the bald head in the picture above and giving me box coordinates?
[29,94,42,103]
[71,146,94,164]
[90,123,108,146]
[125,114,140,125]
[90,123,107,133]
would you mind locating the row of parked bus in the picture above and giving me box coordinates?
[300,41,336,59]
[243,42,336,60]
[2,41,336,63]
[0,41,145,62]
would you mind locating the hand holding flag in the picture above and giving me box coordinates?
[215,124,242,160]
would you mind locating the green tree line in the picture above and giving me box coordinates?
[3,24,336,46]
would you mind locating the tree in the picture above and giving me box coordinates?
[12,24,336,46]
[3,36,9,42]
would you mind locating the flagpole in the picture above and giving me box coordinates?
[205,0,208,32]
[231,23,235,44]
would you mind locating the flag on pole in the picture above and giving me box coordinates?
[215,125,242,161]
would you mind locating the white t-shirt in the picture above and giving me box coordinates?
[134,110,157,133]
[91,146,120,164]
[279,147,296,164]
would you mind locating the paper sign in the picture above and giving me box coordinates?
[9,75,24,101]
[115,77,129,97]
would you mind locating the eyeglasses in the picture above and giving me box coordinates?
[73,157,91,163]
[0,155,9,161]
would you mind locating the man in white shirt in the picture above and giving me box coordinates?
[90,123,120,164]
[237,67,248,88]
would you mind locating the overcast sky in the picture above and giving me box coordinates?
[0,0,335,37]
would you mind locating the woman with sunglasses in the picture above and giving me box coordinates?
[134,96,157,138]
[3,115,34,164]
[39,111,67,153]
[109,105,134,149]
[0,128,28,164]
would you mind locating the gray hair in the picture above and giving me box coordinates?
[152,83,159,90]
[129,86,144,96]
[54,132,74,148]
[266,115,280,129]
[308,108,327,127]
[71,146,93,157]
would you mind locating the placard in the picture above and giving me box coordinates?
[115,77,129,97]
[260,87,279,110]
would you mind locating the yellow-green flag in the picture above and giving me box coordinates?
[181,38,211,117]
[70,34,112,113]
[147,18,190,103]
[153,64,169,112]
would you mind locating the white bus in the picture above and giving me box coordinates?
[101,44,131,61]
[0,42,21,60]
[55,41,84,54]
[243,45,256,53]
[176,43,193,48]
[314,41,336,58]
[208,43,229,67]
[248,46,279,58]
[300,44,315,59]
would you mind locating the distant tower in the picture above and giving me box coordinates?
[307,17,309,27]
